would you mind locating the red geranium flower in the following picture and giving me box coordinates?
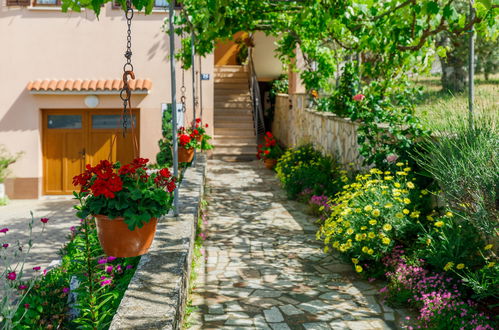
[353,94,365,101]
[179,134,191,147]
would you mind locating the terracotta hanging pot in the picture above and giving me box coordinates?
[94,215,158,258]
[264,158,278,169]
[178,147,195,163]
[195,135,203,142]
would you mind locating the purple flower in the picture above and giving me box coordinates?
[6,271,16,280]
[40,218,49,224]
[24,303,30,309]
[107,256,117,262]
[2,243,8,248]
[32,266,41,271]
[100,279,112,286]
[97,258,107,264]
[126,265,133,270]
[106,266,113,274]
[62,287,70,293]
[18,285,28,290]
[0,228,9,234]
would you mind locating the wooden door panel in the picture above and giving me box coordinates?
[63,132,85,193]
[44,133,64,194]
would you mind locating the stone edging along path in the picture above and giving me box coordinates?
[110,155,207,330]
[188,160,410,330]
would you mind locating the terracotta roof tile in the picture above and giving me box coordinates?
[27,79,152,92]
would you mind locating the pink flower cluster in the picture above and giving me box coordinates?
[381,247,494,329]
[309,195,330,210]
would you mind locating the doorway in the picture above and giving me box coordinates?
[42,109,140,195]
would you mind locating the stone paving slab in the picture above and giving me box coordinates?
[0,198,80,277]
[188,160,407,329]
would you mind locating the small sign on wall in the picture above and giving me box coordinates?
[161,103,184,127]
[201,73,210,81]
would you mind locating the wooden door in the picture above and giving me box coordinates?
[42,109,140,195]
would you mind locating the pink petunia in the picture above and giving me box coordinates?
[0,228,9,234]
[100,279,112,286]
[106,266,113,274]
[6,271,16,281]
[107,256,117,262]
[97,258,107,264]
[40,218,49,224]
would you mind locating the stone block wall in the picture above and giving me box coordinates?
[272,94,363,167]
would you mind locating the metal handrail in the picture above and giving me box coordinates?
[247,47,266,141]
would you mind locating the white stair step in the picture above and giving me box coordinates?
[215,102,252,109]
[214,77,249,84]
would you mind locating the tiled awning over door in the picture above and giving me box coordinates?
[26,79,152,93]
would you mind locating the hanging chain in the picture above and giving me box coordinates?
[180,65,187,113]
[120,0,134,137]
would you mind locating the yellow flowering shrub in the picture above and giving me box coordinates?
[317,167,422,263]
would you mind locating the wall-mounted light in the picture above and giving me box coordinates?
[84,95,99,108]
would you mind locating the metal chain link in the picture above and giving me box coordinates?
[119,0,134,137]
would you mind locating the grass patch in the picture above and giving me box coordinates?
[413,74,498,131]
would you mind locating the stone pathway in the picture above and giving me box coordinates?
[188,160,408,329]
[0,198,79,277]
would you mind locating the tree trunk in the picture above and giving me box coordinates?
[440,51,468,93]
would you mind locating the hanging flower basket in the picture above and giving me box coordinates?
[178,146,194,163]
[73,158,176,257]
[94,215,158,257]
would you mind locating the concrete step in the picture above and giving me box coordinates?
[214,77,248,84]
[214,65,247,73]
[214,89,250,96]
[212,145,257,155]
[215,109,253,116]
[214,135,256,144]
[215,102,253,109]
[215,127,255,136]
[215,95,252,103]
[214,83,249,90]
[211,154,257,162]
[215,117,253,124]
[215,121,254,129]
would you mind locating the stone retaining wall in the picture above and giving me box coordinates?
[273,94,363,167]
[110,155,207,330]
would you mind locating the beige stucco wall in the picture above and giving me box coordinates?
[272,94,363,167]
[0,2,214,197]
[252,31,285,81]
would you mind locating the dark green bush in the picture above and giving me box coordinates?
[275,145,342,199]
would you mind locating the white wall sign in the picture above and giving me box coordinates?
[161,103,184,128]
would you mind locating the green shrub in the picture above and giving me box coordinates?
[0,145,22,183]
[414,116,498,241]
[275,145,342,199]
[156,107,173,167]
[317,165,430,273]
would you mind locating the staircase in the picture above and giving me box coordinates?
[212,65,257,161]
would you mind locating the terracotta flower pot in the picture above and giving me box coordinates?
[195,135,203,142]
[94,215,158,258]
[178,147,194,163]
[264,158,278,169]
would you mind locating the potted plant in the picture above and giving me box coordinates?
[257,132,283,169]
[190,118,214,151]
[0,145,23,202]
[72,158,176,257]
[177,127,199,163]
